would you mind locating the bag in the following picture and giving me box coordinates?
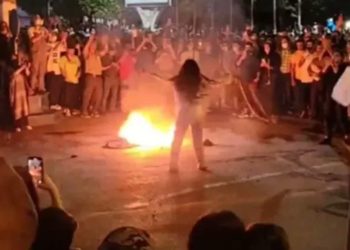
[332,66,350,107]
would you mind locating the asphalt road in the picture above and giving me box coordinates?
[0,114,349,250]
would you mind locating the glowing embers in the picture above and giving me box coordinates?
[119,111,175,149]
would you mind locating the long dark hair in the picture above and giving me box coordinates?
[174,59,202,102]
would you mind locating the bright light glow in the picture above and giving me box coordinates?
[119,111,175,149]
[346,20,350,30]
[125,0,170,6]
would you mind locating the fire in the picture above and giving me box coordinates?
[119,111,175,149]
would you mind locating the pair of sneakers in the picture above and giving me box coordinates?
[15,126,32,133]
[81,113,100,119]
[320,136,350,146]
[50,105,62,111]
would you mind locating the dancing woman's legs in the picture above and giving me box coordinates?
[169,109,191,171]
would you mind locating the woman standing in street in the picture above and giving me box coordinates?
[153,59,217,173]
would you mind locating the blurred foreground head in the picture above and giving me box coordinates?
[98,227,154,250]
[188,211,245,250]
[32,207,77,250]
[246,223,290,250]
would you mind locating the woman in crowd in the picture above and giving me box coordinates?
[47,30,66,111]
[259,41,281,122]
[10,51,33,132]
[82,34,104,118]
[59,47,81,117]
[320,50,350,145]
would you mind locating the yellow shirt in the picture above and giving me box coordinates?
[85,54,103,76]
[59,56,81,84]
[291,51,306,81]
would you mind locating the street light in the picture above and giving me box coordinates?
[273,0,277,34]
[250,0,255,29]
[298,0,302,31]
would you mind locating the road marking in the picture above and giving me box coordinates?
[124,162,343,209]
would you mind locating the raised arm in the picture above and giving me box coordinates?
[83,35,95,59]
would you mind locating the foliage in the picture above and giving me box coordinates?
[78,0,122,18]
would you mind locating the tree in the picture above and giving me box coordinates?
[17,0,47,16]
[78,0,122,19]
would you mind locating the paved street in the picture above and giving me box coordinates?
[0,114,349,250]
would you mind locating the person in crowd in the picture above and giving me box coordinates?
[246,223,290,250]
[231,41,243,113]
[0,21,13,64]
[180,40,200,65]
[279,37,293,114]
[291,39,306,117]
[101,43,119,113]
[118,43,136,113]
[13,161,78,250]
[135,33,157,73]
[10,51,33,132]
[188,211,245,250]
[98,227,154,250]
[28,15,49,94]
[259,41,281,122]
[320,50,350,145]
[82,34,104,118]
[0,21,14,133]
[217,41,233,109]
[344,41,350,64]
[0,158,38,250]
[236,42,268,121]
[59,47,81,117]
[155,38,177,75]
[297,39,321,119]
[47,30,66,111]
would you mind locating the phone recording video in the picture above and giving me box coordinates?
[27,157,44,185]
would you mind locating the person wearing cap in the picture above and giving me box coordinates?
[28,15,49,94]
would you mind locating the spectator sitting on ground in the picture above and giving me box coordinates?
[98,227,154,250]
[188,211,246,250]
[246,223,290,250]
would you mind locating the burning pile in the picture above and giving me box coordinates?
[118,111,175,149]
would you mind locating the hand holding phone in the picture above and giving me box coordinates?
[27,157,44,185]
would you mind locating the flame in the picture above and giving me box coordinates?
[119,111,175,149]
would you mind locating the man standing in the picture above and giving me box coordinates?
[28,15,48,94]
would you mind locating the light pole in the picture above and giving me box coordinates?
[230,0,233,29]
[273,0,277,34]
[298,0,302,31]
[250,0,255,29]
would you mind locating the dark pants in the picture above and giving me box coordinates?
[259,73,279,115]
[297,82,318,116]
[101,76,119,113]
[324,95,350,140]
[82,74,103,115]
[47,73,64,106]
[279,73,294,113]
[15,116,29,128]
[64,83,80,110]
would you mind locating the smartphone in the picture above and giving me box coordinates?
[27,157,44,185]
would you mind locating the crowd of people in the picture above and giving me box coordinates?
[0,15,350,145]
[0,15,350,143]
[1,157,290,250]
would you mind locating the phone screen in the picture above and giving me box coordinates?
[27,157,44,185]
